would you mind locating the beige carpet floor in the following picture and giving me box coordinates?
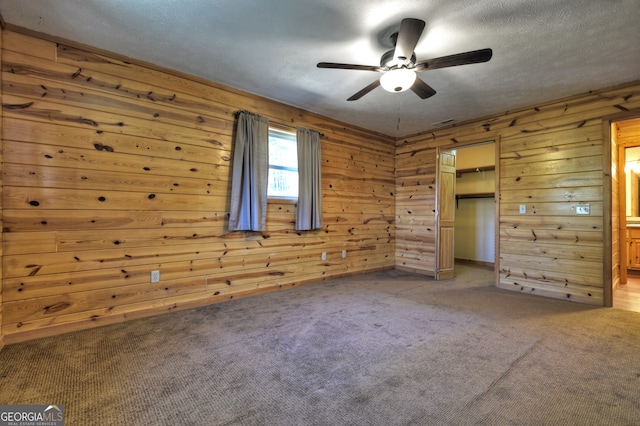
[1,263,639,425]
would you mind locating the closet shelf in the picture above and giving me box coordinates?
[456,165,495,177]
[455,193,495,199]
[455,193,495,208]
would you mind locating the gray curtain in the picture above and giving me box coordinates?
[296,127,323,230]
[228,111,269,232]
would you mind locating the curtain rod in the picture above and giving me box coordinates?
[235,110,324,137]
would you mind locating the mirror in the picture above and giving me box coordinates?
[626,147,640,220]
[630,172,640,218]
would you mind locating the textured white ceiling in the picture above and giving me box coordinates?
[1,0,639,137]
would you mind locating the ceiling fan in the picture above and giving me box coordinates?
[317,18,493,101]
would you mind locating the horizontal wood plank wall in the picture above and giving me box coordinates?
[0,26,3,351]
[396,81,640,305]
[395,140,437,273]
[1,30,396,343]
[617,119,640,144]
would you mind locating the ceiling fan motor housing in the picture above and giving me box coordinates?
[380,49,416,69]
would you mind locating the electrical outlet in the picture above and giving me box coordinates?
[321,252,327,261]
[576,204,590,215]
[342,250,347,259]
[519,204,526,214]
[151,270,160,283]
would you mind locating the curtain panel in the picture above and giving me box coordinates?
[296,127,323,230]
[228,111,270,232]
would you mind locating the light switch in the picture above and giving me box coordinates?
[519,205,526,214]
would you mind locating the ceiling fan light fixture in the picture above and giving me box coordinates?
[380,68,416,93]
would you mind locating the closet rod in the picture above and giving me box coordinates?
[235,110,325,137]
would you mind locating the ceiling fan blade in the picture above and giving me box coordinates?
[410,78,437,99]
[394,18,426,62]
[414,48,493,71]
[317,62,383,72]
[347,79,381,101]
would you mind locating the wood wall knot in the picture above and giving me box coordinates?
[4,101,34,109]
[26,265,43,276]
[79,117,99,127]
[93,143,114,152]
[44,302,71,314]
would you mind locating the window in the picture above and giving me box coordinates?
[268,127,298,198]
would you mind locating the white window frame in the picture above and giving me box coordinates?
[267,127,298,200]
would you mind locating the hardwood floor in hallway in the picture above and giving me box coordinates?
[614,272,640,313]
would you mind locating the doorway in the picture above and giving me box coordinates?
[436,141,498,281]
[613,117,640,312]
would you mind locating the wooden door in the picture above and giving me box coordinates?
[436,148,456,280]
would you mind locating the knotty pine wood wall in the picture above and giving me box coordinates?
[617,119,640,146]
[396,81,640,305]
[0,26,3,351]
[0,29,395,344]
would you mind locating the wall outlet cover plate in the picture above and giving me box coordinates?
[576,204,590,215]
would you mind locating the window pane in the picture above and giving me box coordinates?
[268,169,298,198]
[268,128,298,198]
[269,136,297,168]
